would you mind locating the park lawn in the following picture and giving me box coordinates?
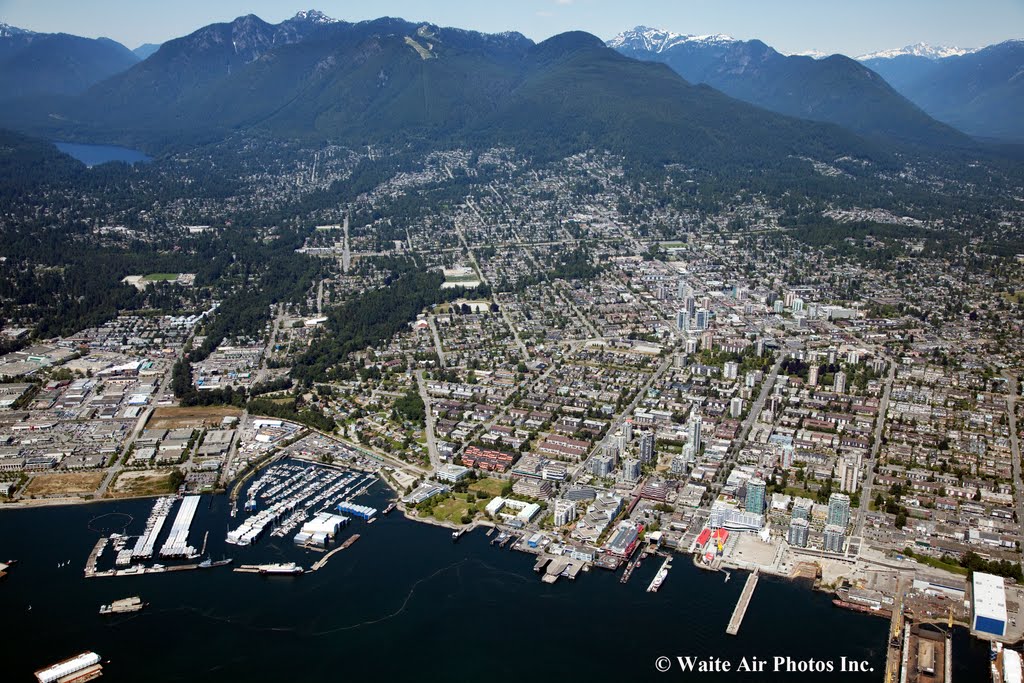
[144,272,179,281]
[468,477,505,498]
[423,493,485,524]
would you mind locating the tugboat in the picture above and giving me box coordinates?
[197,557,233,569]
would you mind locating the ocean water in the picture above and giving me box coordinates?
[0,481,991,682]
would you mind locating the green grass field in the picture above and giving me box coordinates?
[469,477,505,498]
[421,492,487,524]
[144,273,180,281]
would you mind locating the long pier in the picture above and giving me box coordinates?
[726,569,759,635]
[84,537,108,578]
[310,534,361,572]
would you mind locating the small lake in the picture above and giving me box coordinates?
[54,141,152,167]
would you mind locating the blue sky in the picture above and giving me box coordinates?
[1,0,1021,56]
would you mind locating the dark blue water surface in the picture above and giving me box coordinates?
[0,479,992,682]
[54,142,151,167]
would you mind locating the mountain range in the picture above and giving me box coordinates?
[859,40,1024,141]
[0,22,139,100]
[0,11,1019,160]
[608,26,966,145]
[856,43,977,61]
[0,12,892,171]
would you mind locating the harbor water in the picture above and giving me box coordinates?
[0,487,993,682]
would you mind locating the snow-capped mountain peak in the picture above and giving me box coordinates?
[607,26,735,53]
[790,49,831,60]
[289,9,339,24]
[0,22,35,38]
[856,42,976,61]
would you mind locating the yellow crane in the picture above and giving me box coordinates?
[885,592,905,683]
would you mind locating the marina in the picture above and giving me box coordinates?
[130,497,174,560]
[228,463,377,546]
[159,495,200,559]
[726,569,759,636]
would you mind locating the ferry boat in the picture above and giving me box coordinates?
[34,651,103,683]
[258,562,304,576]
[383,502,397,515]
[99,596,146,615]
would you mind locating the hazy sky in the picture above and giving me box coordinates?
[1,0,1021,56]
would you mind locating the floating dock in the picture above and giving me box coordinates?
[160,495,200,558]
[726,569,759,635]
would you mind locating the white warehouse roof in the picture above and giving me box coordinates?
[973,571,1008,621]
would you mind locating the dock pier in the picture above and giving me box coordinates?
[726,569,759,635]
[309,534,360,572]
[84,537,108,578]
